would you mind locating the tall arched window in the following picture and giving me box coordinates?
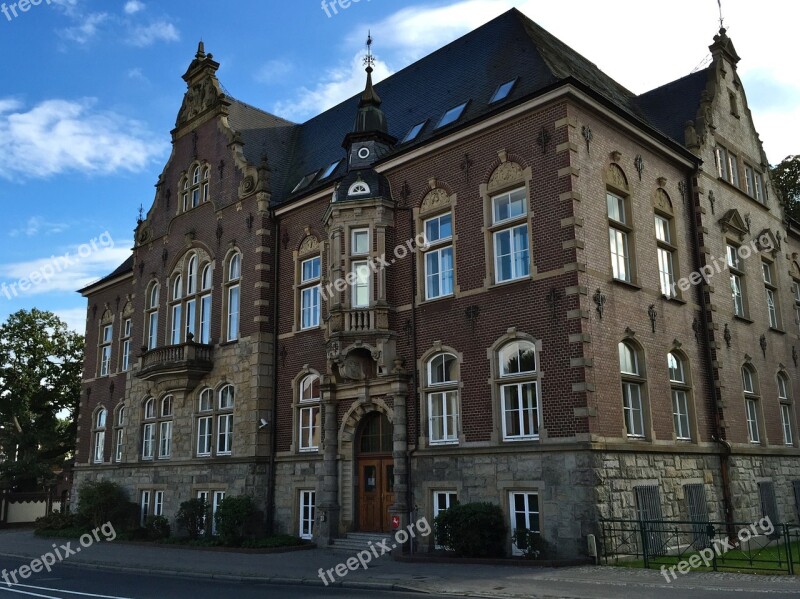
[226,253,241,341]
[182,164,210,211]
[498,340,539,441]
[217,385,235,455]
[777,372,794,446]
[146,283,160,350]
[93,408,107,463]
[142,398,156,460]
[170,275,183,345]
[668,352,691,440]
[298,375,321,451]
[619,341,646,438]
[114,406,125,463]
[742,364,761,444]
[195,386,235,457]
[159,395,173,459]
[200,264,213,344]
[425,353,459,445]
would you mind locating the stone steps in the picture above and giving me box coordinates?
[329,531,394,552]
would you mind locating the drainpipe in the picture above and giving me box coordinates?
[686,173,735,537]
[266,210,280,535]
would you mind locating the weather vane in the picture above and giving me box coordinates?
[363,31,375,69]
[717,0,724,29]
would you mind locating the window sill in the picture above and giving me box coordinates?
[298,326,321,333]
[610,278,641,291]
[733,314,754,324]
[299,448,320,453]
[502,437,540,443]
[429,441,460,447]
[490,275,531,289]
[219,340,239,347]
[662,294,687,305]
[420,293,455,305]
[768,327,786,335]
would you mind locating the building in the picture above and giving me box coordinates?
[74,9,800,557]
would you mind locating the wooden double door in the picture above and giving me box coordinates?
[357,457,395,532]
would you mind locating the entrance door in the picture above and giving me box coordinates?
[356,413,394,532]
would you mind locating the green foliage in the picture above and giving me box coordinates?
[34,511,76,531]
[434,502,507,557]
[771,155,800,221]
[176,498,209,540]
[0,309,83,491]
[145,515,171,540]
[214,495,255,545]
[511,528,552,559]
[76,480,130,529]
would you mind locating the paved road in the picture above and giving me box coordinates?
[0,558,437,599]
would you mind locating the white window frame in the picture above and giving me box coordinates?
[509,491,540,557]
[299,490,316,540]
[140,491,150,527]
[351,260,370,308]
[300,256,321,330]
[491,188,530,284]
[121,319,132,371]
[746,398,760,444]
[428,391,459,445]
[100,325,112,376]
[142,422,155,460]
[153,491,164,517]
[226,254,241,342]
[433,490,458,549]
[424,213,454,300]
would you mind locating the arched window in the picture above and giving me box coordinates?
[114,406,125,463]
[498,340,540,441]
[491,186,530,283]
[196,385,236,457]
[93,408,107,463]
[187,255,198,295]
[742,364,761,444]
[182,164,210,211]
[654,190,678,298]
[200,264,213,344]
[146,282,160,350]
[619,341,645,438]
[196,388,214,457]
[668,352,691,440]
[226,253,241,341]
[425,353,459,445]
[170,253,212,345]
[348,181,370,196]
[170,275,183,345]
[217,385,235,455]
[159,395,173,459]
[142,398,156,460]
[777,372,794,446]
[298,375,321,451]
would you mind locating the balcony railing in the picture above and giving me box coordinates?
[346,309,375,332]
[137,340,214,383]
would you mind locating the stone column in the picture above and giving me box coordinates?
[389,392,409,550]
[317,378,340,545]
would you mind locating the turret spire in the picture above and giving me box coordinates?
[360,32,381,108]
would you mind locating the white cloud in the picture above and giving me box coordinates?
[0,238,133,299]
[128,20,180,47]
[53,308,89,335]
[0,97,167,181]
[60,12,108,44]
[124,0,145,15]
[254,59,294,85]
[10,217,69,238]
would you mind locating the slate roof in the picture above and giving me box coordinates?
[78,255,133,294]
[637,69,710,145]
[83,8,707,292]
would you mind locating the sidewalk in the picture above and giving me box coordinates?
[1,529,799,598]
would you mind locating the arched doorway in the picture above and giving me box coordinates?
[355,412,394,532]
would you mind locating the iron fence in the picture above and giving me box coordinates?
[599,518,800,575]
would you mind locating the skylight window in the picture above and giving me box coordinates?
[490,78,517,103]
[292,171,319,194]
[321,160,341,179]
[435,102,468,129]
[401,121,426,144]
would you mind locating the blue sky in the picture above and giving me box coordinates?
[0,0,797,333]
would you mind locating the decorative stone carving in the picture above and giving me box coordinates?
[420,188,451,215]
[718,209,748,241]
[299,236,320,256]
[177,77,223,127]
[654,189,673,214]
[606,164,628,192]
[487,161,525,193]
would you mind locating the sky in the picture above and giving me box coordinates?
[0,0,797,334]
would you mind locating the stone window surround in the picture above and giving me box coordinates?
[113,403,125,463]
[414,182,461,305]
[417,343,463,448]
[97,309,114,378]
[667,348,698,443]
[712,133,770,208]
[295,486,318,540]
[145,280,160,350]
[618,338,654,441]
[92,405,107,464]
[480,153,535,289]
[292,233,323,333]
[289,366,322,454]
[726,238,750,320]
[420,481,462,549]
[168,248,215,345]
[195,383,236,458]
[500,481,545,556]
[140,394,174,461]
[761,258,782,330]
[742,362,766,446]
[653,187,682,300]
[605,163,638,285]
[118,300,134,372]
[178,160,211,214]
[486,329,543,445]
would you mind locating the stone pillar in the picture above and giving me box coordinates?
[389,392,409,550]
[317,378,340,545]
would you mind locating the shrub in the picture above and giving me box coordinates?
[176,498,209,540]
[76,481,130,529]
[34,511,75,531]
[214,495,255,546]
[434,502,507,557]
[145,515,171,540]
[511,528,552,559]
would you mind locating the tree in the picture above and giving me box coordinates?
[0,309,83,492]
[770,155,800,221]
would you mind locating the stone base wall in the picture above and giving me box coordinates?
[728,454,800,524]
[272,458,323,538]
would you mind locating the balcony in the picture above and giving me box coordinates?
[136,340,214,388]
[327,308,390,335]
